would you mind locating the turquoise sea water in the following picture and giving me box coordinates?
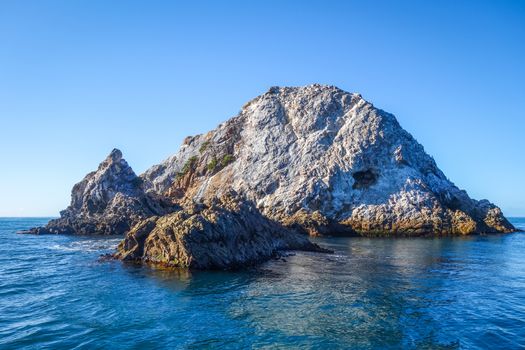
[1,218,524,349]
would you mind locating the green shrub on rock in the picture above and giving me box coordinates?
[199,141,210,153]
[207,157,218,171]
[176,156,199,179]
[221,154,235,167]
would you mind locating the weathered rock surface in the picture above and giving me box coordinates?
[23,149,172,235]
[141,84,515,236]
[25,84,516,268]
[115,192,327,269]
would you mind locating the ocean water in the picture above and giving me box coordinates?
[1,218,524,349]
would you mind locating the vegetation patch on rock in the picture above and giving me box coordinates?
[176,156,199,179]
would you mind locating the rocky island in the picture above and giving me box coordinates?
[24,84,516,269]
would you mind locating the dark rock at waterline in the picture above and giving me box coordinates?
[114,193,330,270]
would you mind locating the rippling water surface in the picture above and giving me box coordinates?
[1,218,524,349]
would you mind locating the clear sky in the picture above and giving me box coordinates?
[0,0,524,217]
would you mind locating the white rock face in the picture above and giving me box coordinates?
[142,84,514,235]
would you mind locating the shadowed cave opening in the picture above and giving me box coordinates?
[352,169,378,189]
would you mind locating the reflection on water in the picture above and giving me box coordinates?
[0,218,524,349]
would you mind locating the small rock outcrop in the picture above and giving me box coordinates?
[115,193,327,269]
[24,149,172,235]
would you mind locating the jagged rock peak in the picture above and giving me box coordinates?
[105,148,123,162]
[23,149,173,235]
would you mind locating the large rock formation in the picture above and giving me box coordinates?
[25,84,516,268]
[140,84,515,237]
[24,149,172,235]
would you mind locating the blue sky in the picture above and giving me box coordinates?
[0,0,524,216]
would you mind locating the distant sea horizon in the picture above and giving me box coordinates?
[1,215,524,220]
[2,216,523,228]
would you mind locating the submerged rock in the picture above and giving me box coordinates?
[25,84,516,268]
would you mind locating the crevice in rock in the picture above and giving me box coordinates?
[352,169,378,189]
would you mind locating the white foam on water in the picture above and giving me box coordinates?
[48,238,122,253]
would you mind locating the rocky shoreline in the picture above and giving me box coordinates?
[23,84,516,269]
